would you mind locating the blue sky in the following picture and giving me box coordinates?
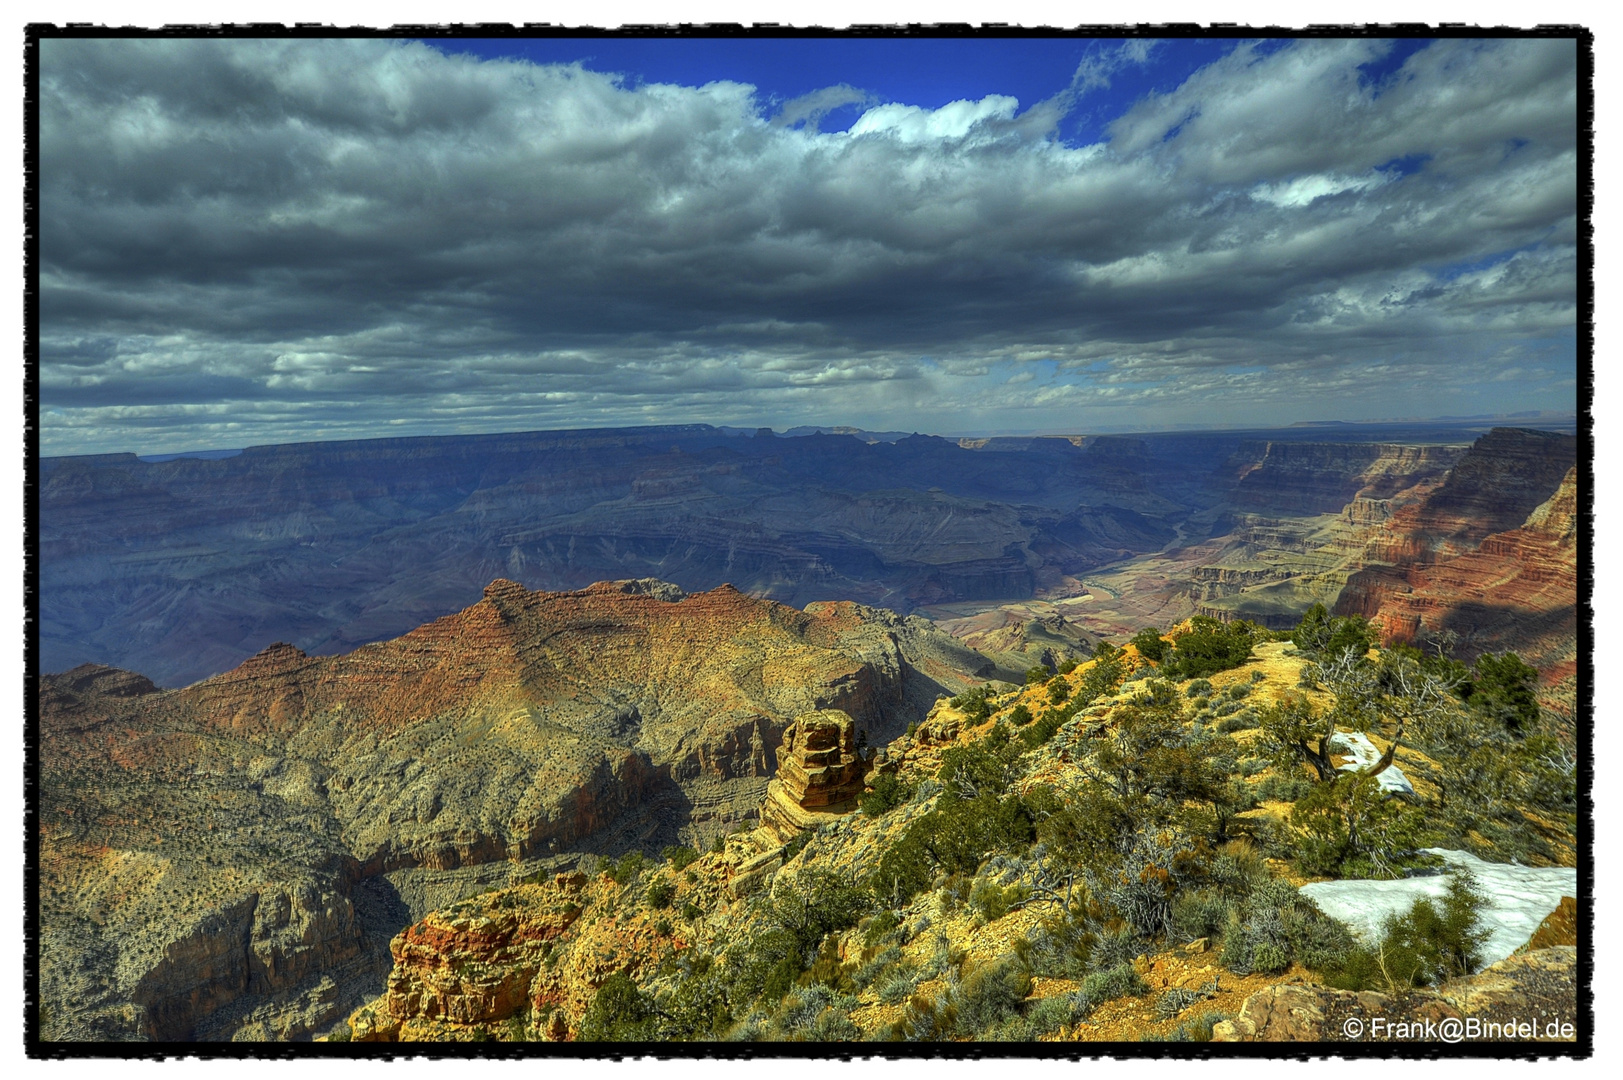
[38,34,1579,455]
[430,37,1243,143]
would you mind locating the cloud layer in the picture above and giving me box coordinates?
[39,36,1579,454]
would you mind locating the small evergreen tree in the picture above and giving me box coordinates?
[1130,627,1167,662]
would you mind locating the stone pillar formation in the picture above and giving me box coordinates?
[758,709,866,842]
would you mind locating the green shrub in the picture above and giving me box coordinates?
[875,964,924,1004]
[767,985,861,1041]
[663,845,699,872]
[851,946,901,989]
[1371,872,1491,988]
[1147,1010,1228,1042]
[1088,926,1140,973]
[1291,773,1429,879]
[1217,710,1258,733]
[1254,772,1312,804]
[1217,879,1362,979]
[939,734,1020,798]
[1209,844,1271,896]
[1162,617,1257,680]
[969,879,1028,924]
[646,877,675,910]
[950,685,995,724]
[1171,890,1233,944]
[1026,992,1089,1037]
[1047,677,1071,705]
[1185,679,1214,698]
[1226,683,1252,701]
[1013,917,1095,979]
[780,830,813,863]
[1007,703,1033,727]
[860,772,912,817]
[607,851,645,886]
[952,957,1033,1037]
[1310,875,1488,994]
[1057,658,1080,676]
[651,961,733,1040]
[681,901,703,921]
[1020,709,1066,749]
[1026,665,1052,685]
[1079,963,1148,1010]
[1292,604,1374,659]
[1469,653,1542,737]
[863,909,901,946]
[1131,627,1167,662]
[1316,944,1384,991]
[578,973,655,1041]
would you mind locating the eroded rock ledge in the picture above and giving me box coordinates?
[1212,947,1578,1042]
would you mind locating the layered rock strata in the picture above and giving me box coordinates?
[41,425,1182,686]
[38,579,999,1041]
[758,710,867,842]
[1337,435,1577,669]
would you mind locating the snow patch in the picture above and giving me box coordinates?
[1299,849,1576,967]
[1327,730,1414,794]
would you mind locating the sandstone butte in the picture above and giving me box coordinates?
[37,577,1000,1041]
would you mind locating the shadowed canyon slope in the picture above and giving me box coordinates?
[1012,429,1576,675]
[40,420,1571,687]
[1336,432,1579,707]
[38,578,999,1040]
[41,426,1173,686]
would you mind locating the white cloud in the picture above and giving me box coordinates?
[1250,170,1391,207]
[37,36,1579,454]
[847,94,1021,142]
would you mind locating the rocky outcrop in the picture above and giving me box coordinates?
[758,710,867,841]
[38,579,1000,1041]
[1517,897,1578,953]
[350,872,590,1041]
[1212,947,1578,1042]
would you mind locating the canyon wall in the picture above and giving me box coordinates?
[37,578,1000,1040]
[1335,429,1578,669]
[42,426,1184,686]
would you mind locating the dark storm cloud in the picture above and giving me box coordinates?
[38,36,1579,454]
